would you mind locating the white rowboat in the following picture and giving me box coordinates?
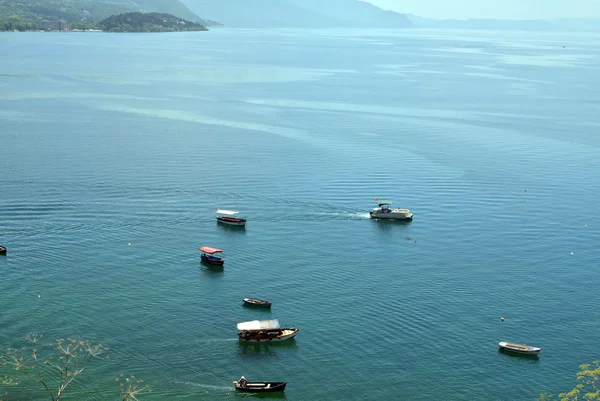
[498,342,541,355]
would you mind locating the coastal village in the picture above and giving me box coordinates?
[34,20,100,31]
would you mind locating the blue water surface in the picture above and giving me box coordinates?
[0,28,599,400]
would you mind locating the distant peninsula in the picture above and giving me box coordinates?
[99,12,207,32]
[0,0,221,31]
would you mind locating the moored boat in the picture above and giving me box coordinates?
[199,246,224,266]
[216,209,246,227]
[237,319,298,343]
[498,342,541,356]
[369,198,413,221]
[234,376,286,393]
[243,297,272,308]
[0,246,6,255]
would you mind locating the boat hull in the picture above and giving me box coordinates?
[243,298,272,308]
[217,217,246,227]
[201,254,224,266]
[238,329,299,343]
[498,342,540,356]
[0,246,6,255]
[234,381,286,393]
[370,211,413,221]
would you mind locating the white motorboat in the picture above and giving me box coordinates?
[216,209,246,226]
[498,342,541,356]
[237,319,299,343]
[369,198,413,221]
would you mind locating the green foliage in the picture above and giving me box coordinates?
[539,360,600,401]
[99,12,208,32]
[0,0,203,23]
[70,20,100,30]
[0,15,37,31]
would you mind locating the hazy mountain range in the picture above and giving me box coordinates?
[180,0,413,28]
[0,0,215,25]
[1,0,599,31]
[406,15,600,31]
[181,0,600,31]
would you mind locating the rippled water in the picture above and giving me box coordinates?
[1,28,599,400]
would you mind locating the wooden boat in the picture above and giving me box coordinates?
[216,209,246,227]
[498,342,541,356]
[243,297,272,308]
[234,377,286,393]
[0,246,6,255]
[199,246,224,266]
[237,319,299,343]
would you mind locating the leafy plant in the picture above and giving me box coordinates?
[2,334,108,401]
[117,374,152,401]
[1,371,19,401]
[539,360,600,401]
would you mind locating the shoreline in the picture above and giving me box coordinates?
[0,29,104,33]
[0,29,215,33]
[0,11,217,33]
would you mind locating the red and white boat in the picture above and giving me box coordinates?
[199,246,224,266]
[216,209,246,227]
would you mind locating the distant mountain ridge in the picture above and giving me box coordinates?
[4,0,597,32]
[407,15,600,31]
[0,0,212,24]
[180,0,413,28]
[287,0,412,28]
[406,15,559,30]
[552,18,600,32]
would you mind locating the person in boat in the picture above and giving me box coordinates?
[239,376,247,387]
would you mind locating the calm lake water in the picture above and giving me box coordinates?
[1,28,599,400]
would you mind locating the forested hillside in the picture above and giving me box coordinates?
[0,0,203,22]
[99,12,207,32]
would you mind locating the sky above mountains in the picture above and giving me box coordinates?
[367,0,600,19]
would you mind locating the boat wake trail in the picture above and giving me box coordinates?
[344,212,371,220]
[172,380,233,392]
[312,211,371,221]
[195,338,238,344]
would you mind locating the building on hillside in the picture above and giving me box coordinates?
[37,21,71,31]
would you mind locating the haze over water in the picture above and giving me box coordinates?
[1,28,599,400]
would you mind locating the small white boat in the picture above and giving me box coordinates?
[216,209,246,227]
[369,198,413,221]
[237,319,299,343]
[498,342,541,356]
